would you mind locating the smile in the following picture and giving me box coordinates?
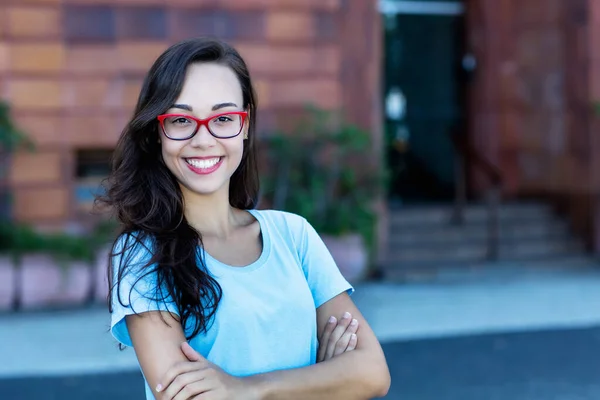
[184,157,223,174]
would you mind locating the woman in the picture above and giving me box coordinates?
[100,37,390,400]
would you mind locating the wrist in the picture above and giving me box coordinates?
[243,374,271,400]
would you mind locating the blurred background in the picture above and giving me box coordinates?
[2,0,600,399]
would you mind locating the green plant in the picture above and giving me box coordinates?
[261,107,386,252]
[0,100,35,221]
[0,100,34,152]
[0,220,102,263]
[89,217,119,248]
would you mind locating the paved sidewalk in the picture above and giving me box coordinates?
[2,262,600,379]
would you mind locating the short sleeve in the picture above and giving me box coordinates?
[298,218,354,308]
[110,233,179,347]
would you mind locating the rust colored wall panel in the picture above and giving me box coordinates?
[265,11,315,41]
[11,0,62,4]
[8,79,63,110]
[13,187,69,221]
[6,7,62,38]
[217,0,340,12]
[62,78,120,110]
[170,9,265,42]
[235,44,340,77]
[10,43,66,74]
[65,45,119,75]
[116,41,170,74]
[120,78,144,110]
[269,79,341,109]
[11,114,65,146]
[0,43,8,73]
[252,79,271,109]
[64,0,167,4]
[62,115,122,147]
[10,151,63,185]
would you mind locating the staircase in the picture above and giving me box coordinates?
[382,202,595,280]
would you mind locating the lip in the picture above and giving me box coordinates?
[184,156,223,175]
[185,156,223,160]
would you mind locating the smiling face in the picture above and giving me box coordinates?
[159,62,247,200]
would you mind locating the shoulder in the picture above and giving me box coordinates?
[112,231,156,271]
[251,209,309,247]
[252,209,307,229]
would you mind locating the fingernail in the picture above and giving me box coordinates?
[156,384,163,392]
[328,316,336,323]
[351,318,358,326]
[351,333,357,340]
[343,312,351,319]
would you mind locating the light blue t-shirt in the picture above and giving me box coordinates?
[110,209,354,400]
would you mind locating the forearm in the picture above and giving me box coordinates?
[247,349,390,400]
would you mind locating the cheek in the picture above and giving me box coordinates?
[160,143,184,172]
[227,139,245,165]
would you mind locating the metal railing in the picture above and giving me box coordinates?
[449,129,503,260]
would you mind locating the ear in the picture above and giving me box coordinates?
[243,120,249,140]
[243,110,251,140]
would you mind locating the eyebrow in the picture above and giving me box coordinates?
[170,102,239,112]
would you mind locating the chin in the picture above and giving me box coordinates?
[179,174,229,196]
[183,181,226,197]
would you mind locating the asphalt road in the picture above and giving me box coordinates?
[3,325,600,400]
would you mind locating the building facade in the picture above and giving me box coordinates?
[3,0,600,252]
[466,0,600,251]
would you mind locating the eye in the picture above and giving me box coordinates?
[214,115,234,123]
[169,117,192,125]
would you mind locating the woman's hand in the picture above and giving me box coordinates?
[317,311,359,363]
[156,342,259,400]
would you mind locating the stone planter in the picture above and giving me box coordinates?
[19,254,92,310]
[321,233,368,283]
[0,255,15,311]
[94,245,111,304]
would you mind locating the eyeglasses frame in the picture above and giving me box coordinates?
[157,111,249,140]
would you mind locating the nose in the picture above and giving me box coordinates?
[189,124,217,148]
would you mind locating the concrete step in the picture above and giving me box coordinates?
[380,255,600,283]
[389,202,553,227]
[388,219,571,247]
[385,237,586,265]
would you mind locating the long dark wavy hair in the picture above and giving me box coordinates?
[97,37,259,340]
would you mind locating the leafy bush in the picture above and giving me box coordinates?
[261,107,386,251]
[0,218,117,264]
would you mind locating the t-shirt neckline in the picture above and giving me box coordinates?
[200,209,271,273]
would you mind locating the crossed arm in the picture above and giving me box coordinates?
[127,292,391,399]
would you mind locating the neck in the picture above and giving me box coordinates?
[181,184,241,239]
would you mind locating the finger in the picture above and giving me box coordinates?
[157,362,205,394]
[172,379,214,400]
[181,342,206,363]
[346,333,358,351]
[325,312,352,360]
[333,318,359,357]
[161,370,207,400]
[317,316,337,362]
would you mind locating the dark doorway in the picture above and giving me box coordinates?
[383,2,466,204]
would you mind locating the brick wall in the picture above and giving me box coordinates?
[0,0,382,226]
[465,0,600,248]
[465,0,600,194]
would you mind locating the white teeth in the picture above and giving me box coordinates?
[186,157,220,169]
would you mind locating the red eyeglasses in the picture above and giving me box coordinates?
[157,111,248,140]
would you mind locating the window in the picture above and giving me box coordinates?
[65,5,116,44]
[74,149,112,212]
